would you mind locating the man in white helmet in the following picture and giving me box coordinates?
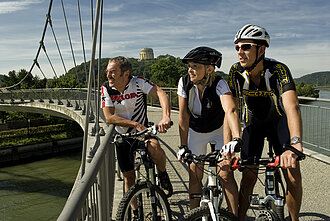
[227,24,303,221]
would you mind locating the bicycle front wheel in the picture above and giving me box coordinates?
[116,182,172,221]
[183,206,238,221]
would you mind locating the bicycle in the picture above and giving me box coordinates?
[182,141,238,221]
[230,143,306,221]
[114,122,172,221]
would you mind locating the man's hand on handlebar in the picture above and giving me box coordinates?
[135,122,147,132]
[280,150,298,168]
[280,143,304,169]
[157,117,172,133]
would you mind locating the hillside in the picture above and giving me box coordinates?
[0,74,4,85]
[294,71,330,86]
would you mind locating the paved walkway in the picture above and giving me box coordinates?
[112,107,330,220]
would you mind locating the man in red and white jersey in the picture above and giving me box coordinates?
[101,56,173,204]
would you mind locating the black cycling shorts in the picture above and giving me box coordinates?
[241,115,290,161]
[115,136,158,173]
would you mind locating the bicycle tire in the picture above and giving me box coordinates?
[183,206,238,221]
[116,182,172,221]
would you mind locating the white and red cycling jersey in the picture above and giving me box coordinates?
[101,76,155,134]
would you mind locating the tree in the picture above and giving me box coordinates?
[296,82,319,98]
[150,55,186,87]
[1,69,46,89]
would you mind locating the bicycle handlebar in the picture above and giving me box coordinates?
[231,144,306,170]
[114,121,173,141]
[183,150,223,165]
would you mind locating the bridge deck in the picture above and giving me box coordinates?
[111,107,330,220]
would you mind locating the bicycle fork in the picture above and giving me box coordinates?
[137,148,161,220]
[199,164,224,221]
[250,168,285,220]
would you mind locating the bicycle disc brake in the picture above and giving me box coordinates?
[256,210,279,221]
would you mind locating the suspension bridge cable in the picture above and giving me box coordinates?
[0,2,53,92]
[48,15,68,75]
[47,13,79,106]
[77,0,89,88]
[41,42,59,79]
[95,0,103,135]
[60,0,84,106]
[34,60,58,103]
[91,0,94,38]
[81,0,102,177]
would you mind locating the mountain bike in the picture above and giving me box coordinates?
[182,141,238,221]
[231,143,306,221]
[114,122,172,221]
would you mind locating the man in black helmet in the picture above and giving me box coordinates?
[177,46,242,214]
[228,24,303,221]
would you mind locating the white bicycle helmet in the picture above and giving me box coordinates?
[234,24,270,47]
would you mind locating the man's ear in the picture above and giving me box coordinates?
[258,45,266,57]
[123,70,130,77]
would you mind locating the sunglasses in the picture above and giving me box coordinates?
[235,43,258,51]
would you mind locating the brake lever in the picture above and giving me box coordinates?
[283,144,306,160]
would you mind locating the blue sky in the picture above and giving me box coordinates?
[0,0,329,79]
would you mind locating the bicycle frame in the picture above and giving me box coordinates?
[199,158,225,221]
[187,142,226,221]
[114,123,169,221]
[231,143,305,221]
[134,141,157,186]
[249,160,286,220]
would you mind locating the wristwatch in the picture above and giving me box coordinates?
[290,136,302,145]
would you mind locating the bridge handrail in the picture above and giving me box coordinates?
[57,124,115,221]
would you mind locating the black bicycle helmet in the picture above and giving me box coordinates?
[182,46,222,68]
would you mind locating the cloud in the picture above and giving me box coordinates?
[0,0,329,78]
[0,0,42,14]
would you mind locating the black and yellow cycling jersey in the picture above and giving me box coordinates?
[228,58,296,127]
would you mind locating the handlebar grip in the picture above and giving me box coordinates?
[283,144,306,160]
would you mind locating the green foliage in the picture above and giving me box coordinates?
[295,71,330,86]
[1,69,46,89]
[0,74,4,85]
[150,55,187,87]
[216,71,228,81]
[296,82,319,98]
[5,56,326,91]
[0,123,83,148]
[0,112,83,148]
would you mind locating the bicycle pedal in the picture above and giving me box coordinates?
[250,194,260,205]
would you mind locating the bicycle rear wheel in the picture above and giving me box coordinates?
[183,206,238,221]
[116,182,172,221]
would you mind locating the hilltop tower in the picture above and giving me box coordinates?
[139,48,154,60]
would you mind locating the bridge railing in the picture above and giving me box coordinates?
[0,88,87,103]
[149,88,330,156]
[1,87,329,155]
[57,125,116,221]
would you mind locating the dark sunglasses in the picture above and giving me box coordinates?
[235,43,258,51]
